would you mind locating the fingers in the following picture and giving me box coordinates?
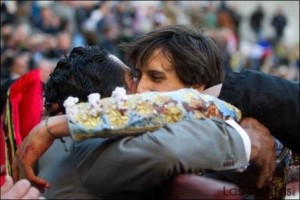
[267,144,276,184]
[21,186,41,199]
[1,179,31,199]
[33,184,46,193]
[13,160,49,192]
[256,156,275,188]
[256,159,271,188]
[30,176,49,193]
[1,176,14,194]
[240,117,277,188]
[12,159,20,182]
[1,176,43,199]
[24,165,50,190]
[256,138,276,188]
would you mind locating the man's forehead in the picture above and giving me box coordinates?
[135,60,175,72]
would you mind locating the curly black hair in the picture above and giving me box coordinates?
[44,45,128,116]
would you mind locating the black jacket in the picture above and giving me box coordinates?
[219,69,299,155]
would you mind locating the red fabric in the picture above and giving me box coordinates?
[9,69,43,146]
[0,119,6,186]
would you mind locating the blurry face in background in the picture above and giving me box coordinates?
[2,25,16,49]
[11,53,30,78]
[41,7,53,23]
[135,48,186,93]
[13,23,30,45]
[56,32,71,52]
[38,59,55,83]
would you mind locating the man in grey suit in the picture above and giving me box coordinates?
[71,117,267,199]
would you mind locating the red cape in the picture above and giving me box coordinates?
[9,69,43,145]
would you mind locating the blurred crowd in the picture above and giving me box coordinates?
[1,0,299,88]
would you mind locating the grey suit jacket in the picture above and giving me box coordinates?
[38,137,98,199]
[72,118,248,198]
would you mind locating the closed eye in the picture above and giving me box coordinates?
[148,71,165,82]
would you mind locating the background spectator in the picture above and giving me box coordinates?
[250,4,265,41]
[271,7,288,44]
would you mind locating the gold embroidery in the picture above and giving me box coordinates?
[76,103,102,129]
[161,104,183,123]
[135,101,155,116]
[106,110,129,129]
[68,89,242,140]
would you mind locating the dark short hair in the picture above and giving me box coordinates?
[120,24,224,89]
[44,45,127,115]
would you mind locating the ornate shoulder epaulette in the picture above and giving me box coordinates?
[65,88,241,141]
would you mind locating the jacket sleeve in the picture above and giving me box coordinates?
[219,69,299,154]
[74,118,248,196]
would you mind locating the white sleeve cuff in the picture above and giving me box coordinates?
[225,119,251,163]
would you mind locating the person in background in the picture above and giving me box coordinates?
[250,4,265,41]
[271,7,287,44]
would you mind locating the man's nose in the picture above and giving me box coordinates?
[136,78,151,93]
[136,84,149,93]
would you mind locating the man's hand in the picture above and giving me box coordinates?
[13,115,69,191]
[240,117,276,188]
[12,120,54,192]
[1,175,44,199]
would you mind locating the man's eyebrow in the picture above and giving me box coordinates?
[146,69,164,73]
[146,70,166,76]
